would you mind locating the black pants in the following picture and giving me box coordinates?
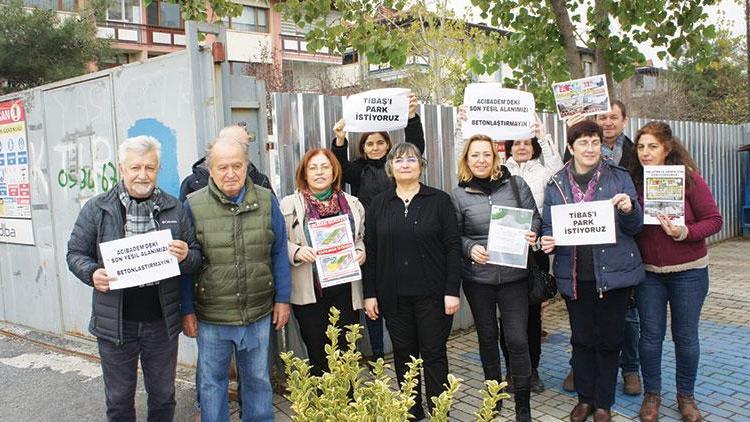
[97,319,178,422]
[499,249,549,371]
[384,295,453,417]
[293,283,358,377]
[463,279,531,382]
[565,280,630,410]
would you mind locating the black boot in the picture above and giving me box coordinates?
[513,377,532,422]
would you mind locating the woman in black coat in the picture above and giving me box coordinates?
[362,142,461,420]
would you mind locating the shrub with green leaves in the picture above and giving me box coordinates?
[281,307,510,421]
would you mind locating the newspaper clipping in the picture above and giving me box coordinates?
[552,74,611,119]
[307,215,361,288]
[486,205,533,269]
[643,165,685,225]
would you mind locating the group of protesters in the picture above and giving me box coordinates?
[66,91,722,422]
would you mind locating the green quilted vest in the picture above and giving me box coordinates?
[188,178,275,325]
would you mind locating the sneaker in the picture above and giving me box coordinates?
[623,372,642,396]
[530,368,545,393]
[562,369,575,392]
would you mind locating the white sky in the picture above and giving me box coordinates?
[428,0,746,68]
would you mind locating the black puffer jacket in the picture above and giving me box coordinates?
[450,170,542,285]
[66,186,202,345]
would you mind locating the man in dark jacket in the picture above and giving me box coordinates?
[179,124,272,203]
[66,136,202,421]
[562,100,642,396]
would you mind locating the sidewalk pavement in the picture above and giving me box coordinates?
[1,238,749,421]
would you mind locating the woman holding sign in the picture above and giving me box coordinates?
[500,114,564,393]
[540,120,644,422]
[363,142,461,420]
[331,91,423,362]
[629,122,722,422]
[450,134,541,422]
[280,148,366,377]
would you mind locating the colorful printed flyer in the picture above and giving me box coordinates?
[643,165,685,225]
[307,214,361,288]
[552,74,611,119]
[0,98,34,245]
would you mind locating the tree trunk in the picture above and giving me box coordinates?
[592,0,614,95]
[548,0,584,80]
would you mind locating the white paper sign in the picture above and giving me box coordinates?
[551,200,616,246]
[644,165,685,225]
[307,215,361,288]
[487,205,533,269]
[463,84,535,140]
[99,229,180,290]
[551,74,611,120]
[343,88,410,132]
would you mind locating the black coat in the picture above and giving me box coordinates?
[66,187,202,344]
[362,184,461,316]
[331,115,425,208]
[563,134,635,170]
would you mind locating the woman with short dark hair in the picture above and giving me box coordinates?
[540,120,644,422]
[362,142,461,420]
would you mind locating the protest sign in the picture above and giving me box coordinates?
[99,229,180,290]
[343,88,410,132]
[552,75,611,119]
[644,165,685,225]
[463,84,536,140]
[486,205,533,269]
[551,200,616,246]
[307,215,361,288]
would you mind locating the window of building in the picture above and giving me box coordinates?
[17,0,77,12]
[583,61,593,77]
[106,0,140,23]
[343,51,358,65]
[226,6,268,33]
[146,0,182,28]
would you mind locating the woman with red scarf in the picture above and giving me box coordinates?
[280,148,366,376]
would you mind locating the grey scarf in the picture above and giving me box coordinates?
[116,181,160,238]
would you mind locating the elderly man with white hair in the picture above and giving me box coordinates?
[66,135,202,422]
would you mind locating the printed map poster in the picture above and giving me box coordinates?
[307,214,361,288]
[644,165,685,226]
[552,75,611,120]
[551,200,616,246]
[463,84,536,140]
[343,88,409,132]
[486,205,533,269]
[0,99,34,245]
[99,229,180,290]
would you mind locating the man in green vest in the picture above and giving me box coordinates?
[181,136,291,422]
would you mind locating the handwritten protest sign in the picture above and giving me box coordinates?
[552,75,611,119]
[644,165,685,225]
[551,200,616,246]
[343,88,409,132]
[307,215,361,288]
[487,205,533,269]
[99,229,180,290]
[463,84,535,140]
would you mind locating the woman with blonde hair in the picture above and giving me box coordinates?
[450,134,541,422]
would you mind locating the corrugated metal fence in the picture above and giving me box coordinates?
[271,93,748,332]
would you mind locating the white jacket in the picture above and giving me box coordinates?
[504,134,564,212]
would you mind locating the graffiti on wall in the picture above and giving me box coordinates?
[127,118,180,198]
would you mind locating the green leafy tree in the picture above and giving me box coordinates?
[278,0,506,105]
[279,0,718,110]
[0,0,111,93]
[157,0,242,23]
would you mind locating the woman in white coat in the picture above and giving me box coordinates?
[280,148,366,377]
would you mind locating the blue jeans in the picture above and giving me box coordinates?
[197,315,273,422]
[637,268,709,395]
[97,319,178,422]
[620,306,640,374]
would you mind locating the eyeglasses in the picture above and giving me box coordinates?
[393,156,419,165]
[573,139,602,149]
